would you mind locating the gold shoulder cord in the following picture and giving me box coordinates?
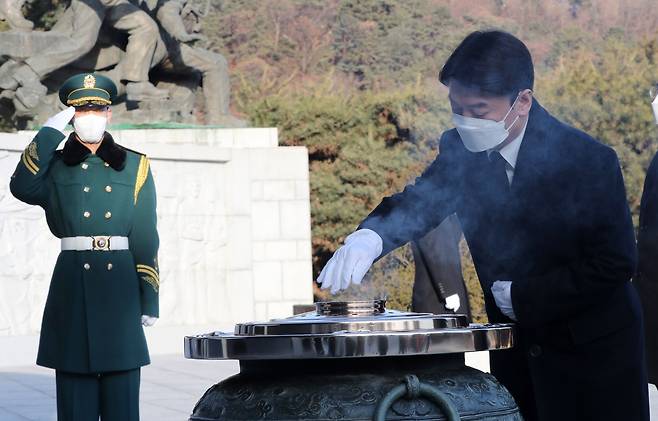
[134,156,150,204]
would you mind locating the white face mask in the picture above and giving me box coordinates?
[73,114,107,144]
[452,95,520,153]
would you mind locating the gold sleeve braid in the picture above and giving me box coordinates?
[136,264,160,292]
[134,155,150,204]
[21,152,38,175]
[21,141,40,174]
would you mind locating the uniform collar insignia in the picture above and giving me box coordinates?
[61,132,126,171]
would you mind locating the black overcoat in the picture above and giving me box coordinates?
[636,152,658,385]
[360,99,649,421]
[411,214,471,319]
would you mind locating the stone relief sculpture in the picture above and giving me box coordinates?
[0,159,54,335]
[0,0,246,127]
[177,174,207,324]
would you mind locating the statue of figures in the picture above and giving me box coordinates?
[0,0,33,30]
[0,0,246,127]
[147,0,246,126]
[0,0,168,101]
[72,0,246,126]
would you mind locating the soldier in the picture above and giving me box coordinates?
[9,73,159,421]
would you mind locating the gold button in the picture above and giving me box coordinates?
[83,211,91,218]
[104,162,110,167]
[83,186,90,193]
[105,185,112,193]
[107,263,113,271]
[81,163,88,170]
[105,211,112,219]
[83,263,90,270]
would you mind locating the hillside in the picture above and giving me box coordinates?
[5,0,658,318]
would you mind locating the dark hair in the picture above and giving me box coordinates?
[439,30,534,103]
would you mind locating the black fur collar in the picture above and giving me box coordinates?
[61,132,126,171]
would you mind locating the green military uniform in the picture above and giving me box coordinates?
[9,73,159,421]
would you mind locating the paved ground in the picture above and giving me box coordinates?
[1,354,657,420]
[0,355,240,420]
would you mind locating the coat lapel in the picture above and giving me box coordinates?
[509,99,553,196]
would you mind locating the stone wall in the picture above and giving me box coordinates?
[0,128,313,341]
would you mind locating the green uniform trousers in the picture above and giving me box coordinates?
[55,369,140,421]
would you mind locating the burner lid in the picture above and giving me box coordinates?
[235,300,469,336]
[185,300,515,360]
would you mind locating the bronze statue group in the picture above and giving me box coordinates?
[0,0,243,126]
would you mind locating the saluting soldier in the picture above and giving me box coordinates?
[9,73,160,421]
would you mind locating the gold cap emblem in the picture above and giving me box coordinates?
[83,74,96,88]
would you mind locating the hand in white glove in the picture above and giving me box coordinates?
[44,106,75,133]
[444,294,460,312]
[492,280,516,321]
[318,229,383,294]
[141,315,158,327]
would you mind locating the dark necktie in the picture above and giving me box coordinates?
[489,151,510,196]
[486,151,512,281]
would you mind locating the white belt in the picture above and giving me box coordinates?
[61,236,129,251]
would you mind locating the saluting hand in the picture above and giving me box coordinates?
[43,106,75,133]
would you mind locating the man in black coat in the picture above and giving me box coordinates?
[318,30,648,421]
[411,214,472,319]
[636,145,658,386]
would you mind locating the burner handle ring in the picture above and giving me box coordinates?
[372,374,461,421]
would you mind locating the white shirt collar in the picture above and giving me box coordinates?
[489,118,528,169]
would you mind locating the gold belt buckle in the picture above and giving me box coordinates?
[92,236,111,251]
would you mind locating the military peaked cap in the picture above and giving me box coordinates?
[59,73,117,107]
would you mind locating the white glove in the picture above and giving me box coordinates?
[318,229,383,294]
[44,106,75,132]
[492,280,516,321]
[141,315,158,327]
[444,294,460,312]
